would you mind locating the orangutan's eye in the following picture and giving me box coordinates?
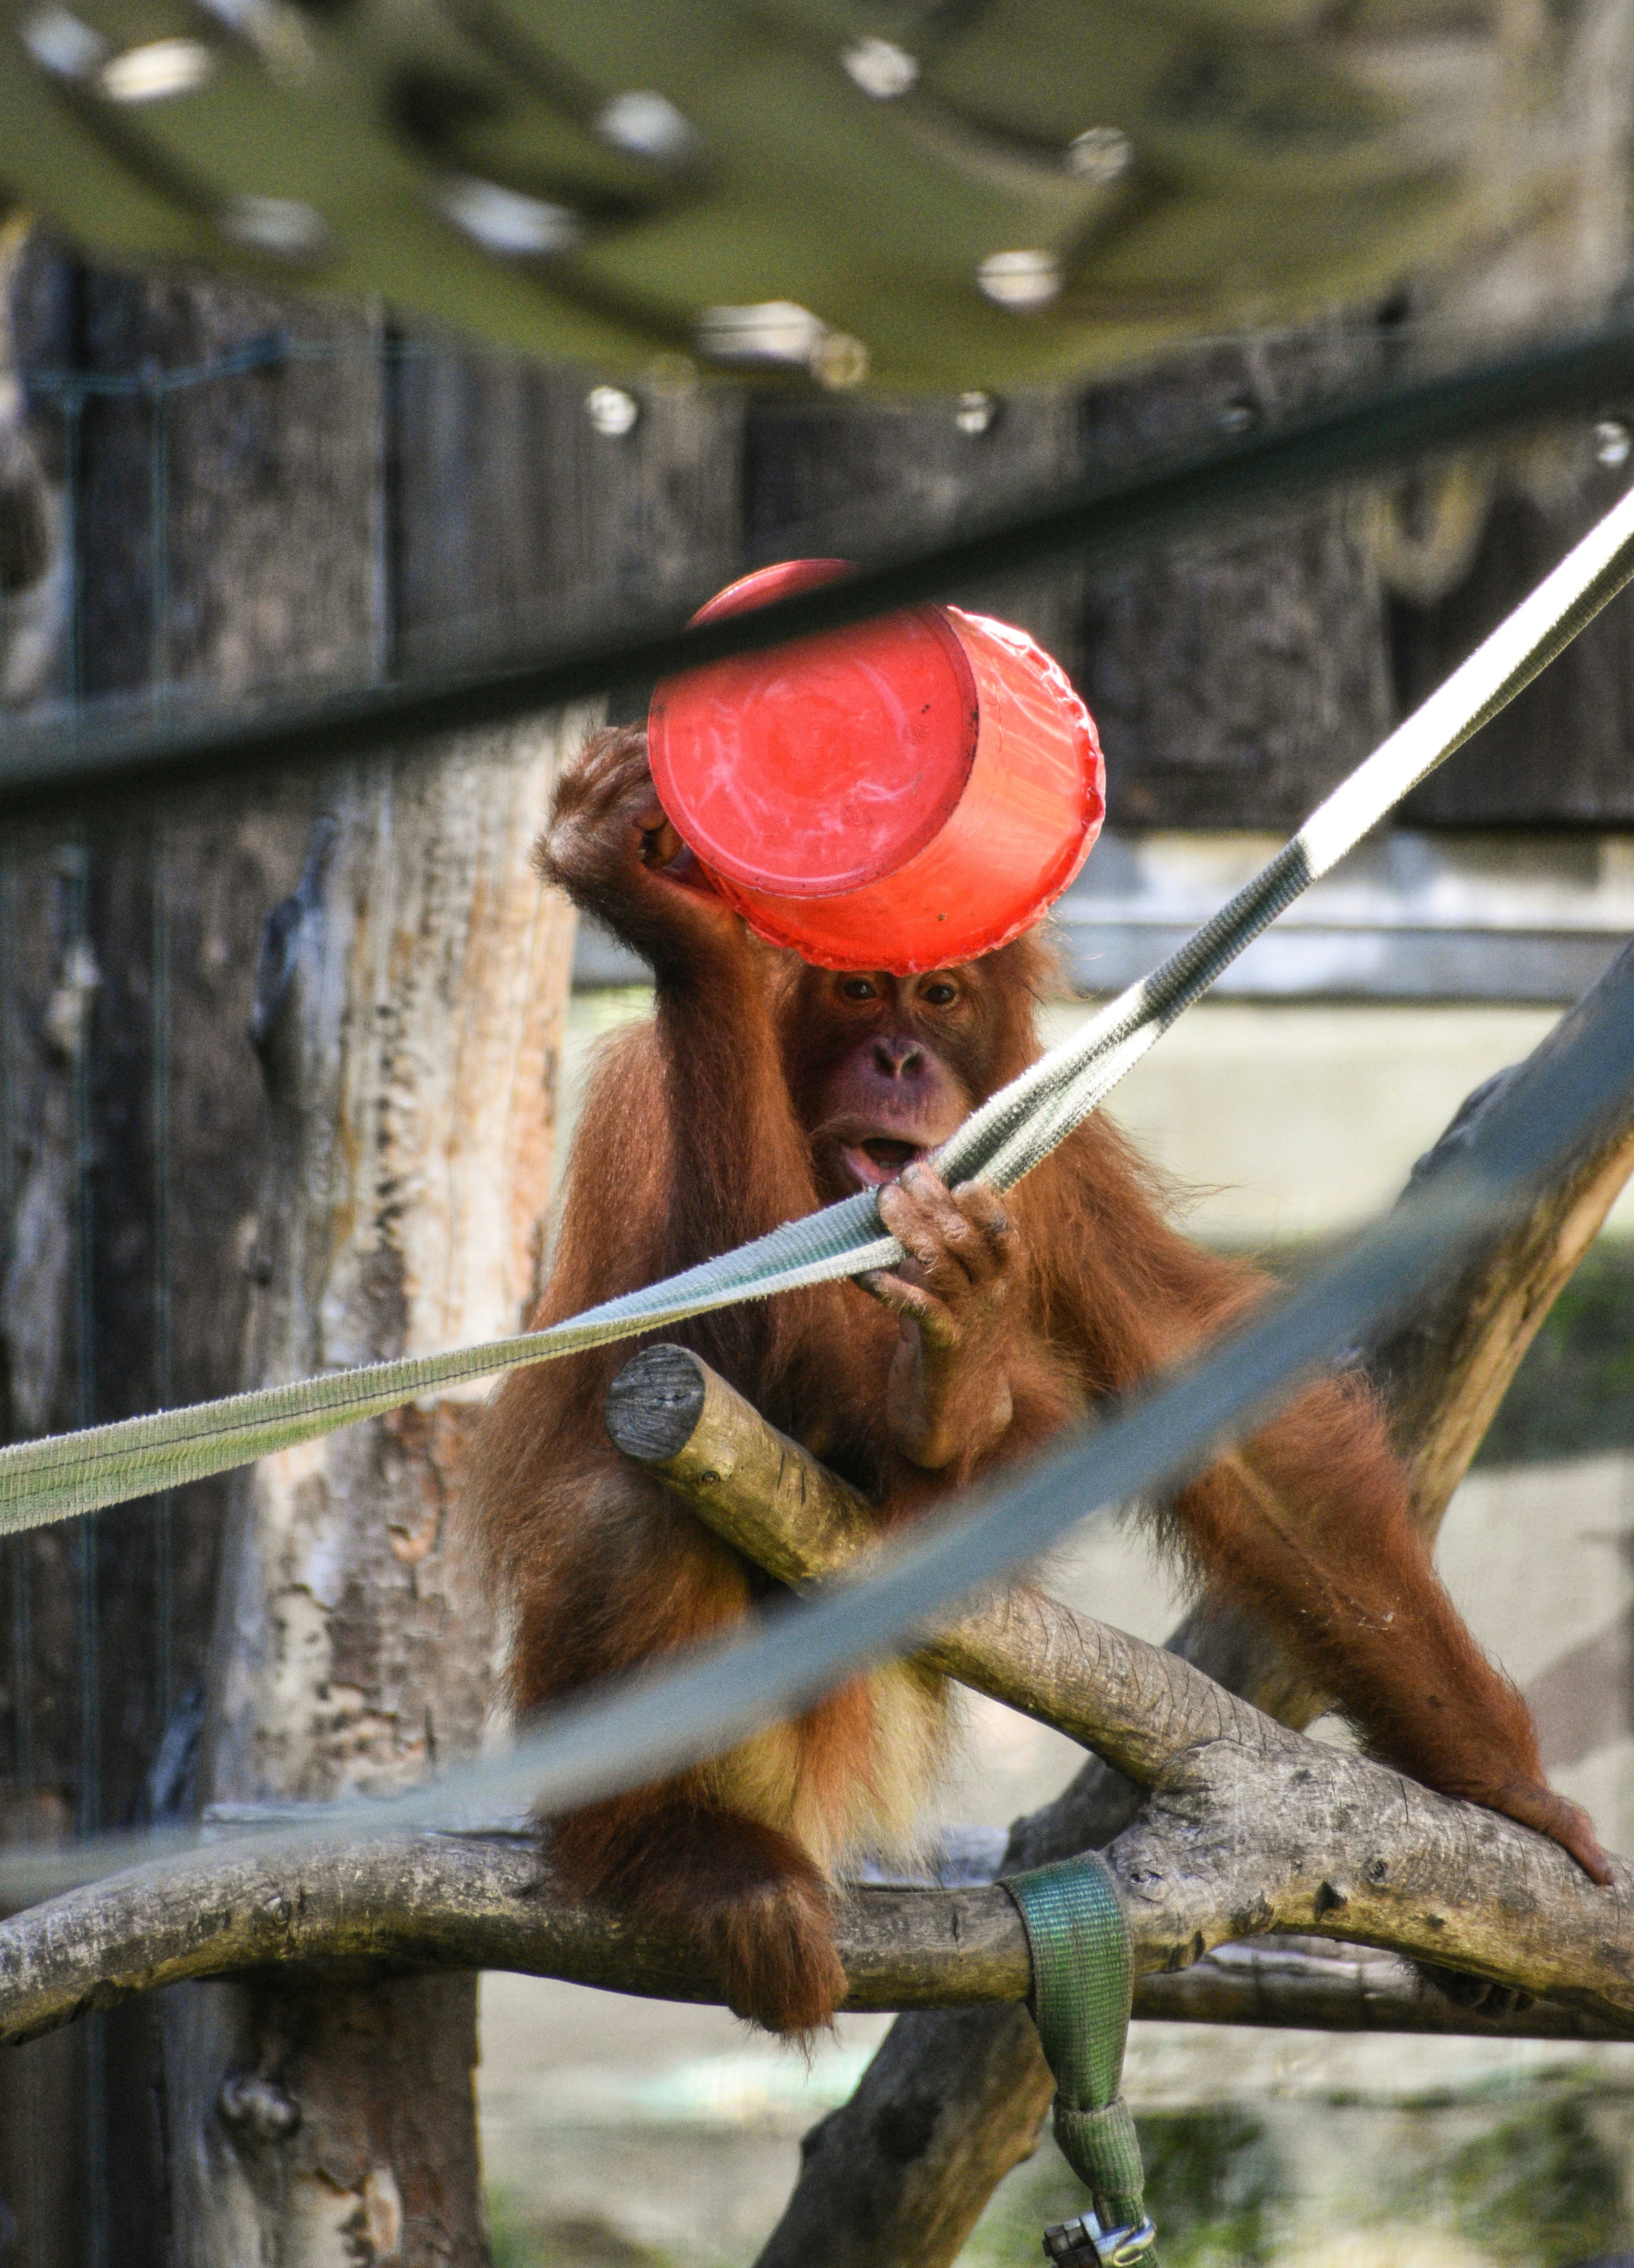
[922,981,958,1007]
[841,978,878,1001]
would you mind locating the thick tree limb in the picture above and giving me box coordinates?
[0,1831,1028,2046]
[603,1344,1634,2015]
[1371,957,1634,1528]
[604,1346,1232,1787]
[1,1722,1632,2048]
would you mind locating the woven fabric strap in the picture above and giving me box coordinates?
[1005,1856,1146,2232]
[4,477,1634,1533]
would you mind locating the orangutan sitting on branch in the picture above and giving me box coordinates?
[465,722,1606,2038]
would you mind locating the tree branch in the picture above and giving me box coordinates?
[7,1294,1631,2059]
[1371,954,1634,1527]
[1,1339,1632,2052]
[0,1743,1630,2048]
[603,1345,1252,1789]
[602,1342,1634,2015]
[0,1829,1028,2046]
[1133,1935,1634,2038]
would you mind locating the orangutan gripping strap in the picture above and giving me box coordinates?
[462,723,1605,2038]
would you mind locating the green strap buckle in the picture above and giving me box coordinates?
[1003,1857,1159,2268]
[1043,2206,1158,2268]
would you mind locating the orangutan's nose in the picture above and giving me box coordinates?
[873,1038,925,1080]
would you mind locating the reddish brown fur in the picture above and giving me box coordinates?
[465,724,1604,2037]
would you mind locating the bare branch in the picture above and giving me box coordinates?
[3,1340,1632,2045]
[0,1743,1631,2046]
[0,1828,1028,2045]
[1134,1936,1633,2038]
[1371,950,1634,1527]
[0,1336,1630,2042]
[605,1343,1255,1788]
[602,1341,1634,2019]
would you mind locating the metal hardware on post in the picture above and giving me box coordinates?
[1043,2208,1159,2268]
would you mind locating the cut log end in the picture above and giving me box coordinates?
[605,1343,710,1463]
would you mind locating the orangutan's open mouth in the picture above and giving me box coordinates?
[842,1136,928,1188]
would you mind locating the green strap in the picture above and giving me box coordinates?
[1004,1858,1153,2251]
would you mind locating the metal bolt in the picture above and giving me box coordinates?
[217,195,330,262]
[841,37,918,97]
[1596,418,1631,468]
[586,386,640,437]
[595,89,697,163]
[977,251,1061,310]
[1066,126,1130,184]
[954,390,998,435]
[100,36,213,100]
[434,176,579,258]
[809,331,869,390]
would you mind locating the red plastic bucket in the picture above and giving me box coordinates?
[647,559,1105,972]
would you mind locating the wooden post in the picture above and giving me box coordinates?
[162,724,583,2266]
[148,324,743,2267]
[0,243,747,2258]
[0,250,367,2268]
